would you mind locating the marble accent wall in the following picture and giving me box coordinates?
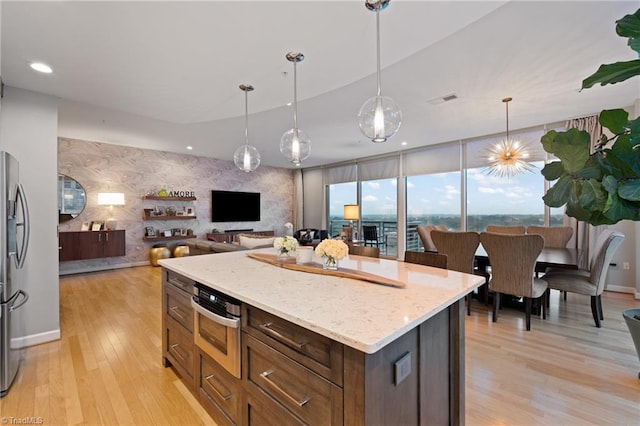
[58,137,294,274]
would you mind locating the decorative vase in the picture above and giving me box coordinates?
[276,250,291,261]
[322,256,338,270]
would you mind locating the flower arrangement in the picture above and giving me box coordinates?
[273,236,299,257]
[314,239,348,269]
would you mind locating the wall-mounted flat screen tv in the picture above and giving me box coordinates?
[211,190,260,222]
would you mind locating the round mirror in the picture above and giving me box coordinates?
[58,174,86,222]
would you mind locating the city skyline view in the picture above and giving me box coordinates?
[329,161,547,218]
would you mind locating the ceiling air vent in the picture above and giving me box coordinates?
[427,93,458,105]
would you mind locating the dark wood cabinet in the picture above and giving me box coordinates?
[162,269,196,390]
[161,268,465,426]
[59,230,126,261]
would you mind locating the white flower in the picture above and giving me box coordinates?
[314,239,348,261]
[273,236,299,253]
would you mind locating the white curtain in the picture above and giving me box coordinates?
[563,115,603,268]
[565,115,603,154]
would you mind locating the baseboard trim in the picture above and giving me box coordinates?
[15,329,61,348]
[59,260,150,276]
[605,285,637,296]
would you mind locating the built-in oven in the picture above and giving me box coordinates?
[191,283,242,379]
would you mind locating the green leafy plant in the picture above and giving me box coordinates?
[541,8,640,225]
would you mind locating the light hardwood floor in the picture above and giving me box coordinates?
[1,266,639,425]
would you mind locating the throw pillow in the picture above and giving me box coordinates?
[239,235,276,249]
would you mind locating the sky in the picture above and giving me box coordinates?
[329,161,548,218]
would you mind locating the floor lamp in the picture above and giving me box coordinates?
[343,204,360,242]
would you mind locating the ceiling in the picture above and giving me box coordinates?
[2,1,639,169]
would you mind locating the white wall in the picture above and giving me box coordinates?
[0,86,60,345]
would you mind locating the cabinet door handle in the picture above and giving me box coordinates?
[260,370,310,407]
[170,343,186,361]
[106,232,109,242]
[258,322,306,349]
[168,277,190,291]
[98,233,102,243]
[204,374,232,401]
[170,306,186,320]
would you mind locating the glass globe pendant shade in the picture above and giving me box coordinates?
[233,83,260,173]
[234,144,261,173]
[280,127,311,166]
[358,95,402,143]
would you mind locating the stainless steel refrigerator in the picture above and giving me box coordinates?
[0,151,30,397]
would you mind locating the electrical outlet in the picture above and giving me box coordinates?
[623,262,630,270]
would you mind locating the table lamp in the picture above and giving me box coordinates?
[343,204,360,242]
[98,192,125,230]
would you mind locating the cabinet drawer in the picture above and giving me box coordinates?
[198,349,240,426]
[165,269,195,293]
[245,386,305,426]
[243,306,343,385]
[165,283,193,333]
[244,334,343,426]
[165,322,194,383]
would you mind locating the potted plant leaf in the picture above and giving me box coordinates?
[541,8,640,377]
[541,8,640,225]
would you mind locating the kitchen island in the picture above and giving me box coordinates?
[160,248,484,425]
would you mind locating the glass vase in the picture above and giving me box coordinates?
[276,249,291,261]
[322,256,338,270]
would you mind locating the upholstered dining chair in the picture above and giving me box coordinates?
[349,245,380,258]
[526,225,574,278]
[543,230,625,328]
[526,226,573,248]
[416,225,447,252]
[485,225,526,234]
[479,232,547,331]
[404,250,448,269]
[431,230,483,315]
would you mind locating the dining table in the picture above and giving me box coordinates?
[475,246,584,271]
[473,246,584,312]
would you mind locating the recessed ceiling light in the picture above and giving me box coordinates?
[186,146,193,150]
[30,62,53,74]
[286,102,292,107]
[401,141,408,146]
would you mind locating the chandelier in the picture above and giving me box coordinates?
[485,97,535,178]
[357,0,402,143]
[233,84,261,173]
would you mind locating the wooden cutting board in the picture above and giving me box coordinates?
[246,252,406,288]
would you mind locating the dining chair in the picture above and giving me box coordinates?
[543,230,625,328]
[349,245,380,258]
[416,225,447,252]
[431,230,483,315]
[404,250,448,269]
[362,225,387,251]
[525,226,573,248]
[479,232,547,331]
[485,225,526,234]
[526,225,574,278]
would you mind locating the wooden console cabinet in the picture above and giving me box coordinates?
[58,230,126,261]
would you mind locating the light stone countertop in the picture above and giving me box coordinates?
[159,248,484,354]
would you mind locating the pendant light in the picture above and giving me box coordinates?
[233,84,261,173]
[358,0,402,143]
[280,52,311,166]
[485,97,535,178]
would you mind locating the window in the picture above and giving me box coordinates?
[465,162,546,231]
[327,182,356,238]
[361,178,397,256]
[406,172,461,250]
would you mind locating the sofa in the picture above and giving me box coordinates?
[186,230,276,255]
